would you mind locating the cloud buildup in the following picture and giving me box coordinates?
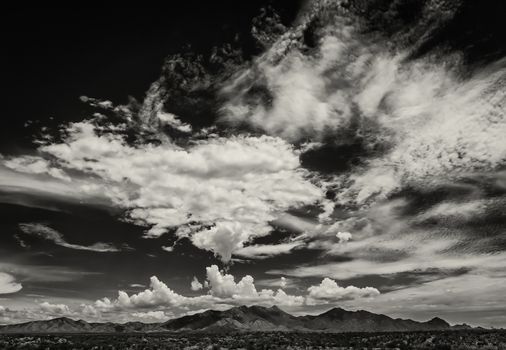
[306,277,379,304]
[18,223,120,253]
[39,302,72,315]
[8,120,325,262]
[80,265,377,319]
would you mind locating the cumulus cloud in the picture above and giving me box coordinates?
[219,1,506,207]
[7,120,324,261]
[93,276,189,311]
[203,265,300,304]
[18,223,120,253]
[78,265,374,319]
[306,278,379,304]
[157,112,192,133]
[3,156,70,181]
[0,273,22,294]
[191,277,203,291]
[39,302,72,315]
[335,231,352,243]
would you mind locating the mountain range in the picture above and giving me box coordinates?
[0,305,475,333]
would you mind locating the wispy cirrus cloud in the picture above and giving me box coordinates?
[18,223,121,253]
[234,241,304,259]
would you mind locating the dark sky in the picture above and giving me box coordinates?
[2,2,302,153]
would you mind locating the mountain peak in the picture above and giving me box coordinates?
[0,306,459,334]
[320,307,348,317]
[50,317,77,322]
[427,317,450,328]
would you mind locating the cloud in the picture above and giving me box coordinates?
[93,276,190,311]
[306,278,379,304]
[39,302,72,315]
[234,241,303,259]
[157,112,192,133]
[256,276,290,289]
[8,120,325,261]
[335,231,352,243]
[78,265,374,319]
[340,58,506,205]
[191,277,203,291]
[220,34,355,141]
[0,262,99,283]
[0,273,22,294]
[18,223,120,253]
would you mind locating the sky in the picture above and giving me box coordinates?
[1,0,506,328]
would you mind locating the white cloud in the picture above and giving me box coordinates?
[234,241,303,259]
[0,264,380,323]
[219,4,506,207]
[94,276,189,311]
[10,121,324,261]
[0,164,98,203]
[161,244,175,253]
[306,278,379,304]
[335,231,352,243]
[269,240,506,281]
[0,273,22,294]
[191,277,203,291]
[157,112,192,133]
[205,265,259,299]
[191,221,258,262]
[3,156,70,181]
[18,223,120,253]
[39,302,72,315]
[77,264,377,320]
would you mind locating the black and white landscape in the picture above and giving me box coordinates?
[0,305,456,333]
[2,0,506,348]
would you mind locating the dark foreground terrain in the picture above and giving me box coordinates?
[0,330,505,350]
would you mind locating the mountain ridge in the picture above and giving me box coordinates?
[0,305,478,334]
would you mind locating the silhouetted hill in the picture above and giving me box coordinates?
[0,305,465,333]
